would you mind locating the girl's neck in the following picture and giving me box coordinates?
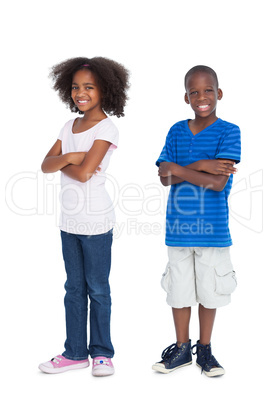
[73,110,107,132]
[82,108,107,123]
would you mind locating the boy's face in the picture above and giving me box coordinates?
[184,71,223,118]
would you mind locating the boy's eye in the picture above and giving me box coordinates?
[190,91,197,95]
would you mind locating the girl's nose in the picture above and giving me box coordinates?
[77,88,86,96]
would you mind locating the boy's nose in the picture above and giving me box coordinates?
[197,91,206,100]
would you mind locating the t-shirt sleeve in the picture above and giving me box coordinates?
[215,124,241,164]
[156,128,175,167]
[57,126,64,141]
[57,120,73,142]
[94,120,119,150]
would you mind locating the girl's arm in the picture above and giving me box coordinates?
[61,140,111,183]
[159,159,236,191]
[41,140,86,173]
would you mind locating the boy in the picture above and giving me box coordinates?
[153,65,241,377]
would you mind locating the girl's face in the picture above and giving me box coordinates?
[71,69,102,114]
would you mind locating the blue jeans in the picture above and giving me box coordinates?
[60,229,114,360]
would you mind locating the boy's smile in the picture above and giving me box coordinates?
[184,71,223,120]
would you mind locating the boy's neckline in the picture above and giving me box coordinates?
[186,118,220,136]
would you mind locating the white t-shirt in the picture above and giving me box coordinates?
[57,117,119,235]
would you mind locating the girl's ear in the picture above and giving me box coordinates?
[184,93,190,104]
[217,88,223,100]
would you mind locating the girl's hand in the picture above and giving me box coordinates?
[67,152,87,166]
[94,166,102,175]
[200,159,237,176]
[158,162,175,177]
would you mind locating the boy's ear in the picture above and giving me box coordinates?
[217,88,223,100]
[184,93,190,104]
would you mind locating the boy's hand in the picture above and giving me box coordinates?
[200,159,237,176]
[158,162,175,177]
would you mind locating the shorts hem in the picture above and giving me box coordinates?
[166,297,232,309]
[166,299,197,308]
[197,298,231,309]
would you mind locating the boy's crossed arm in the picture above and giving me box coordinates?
[158,159,237,191]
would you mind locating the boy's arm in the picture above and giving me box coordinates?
[159,160,236,191]
[61,140,111,183]
[159,160,202,186]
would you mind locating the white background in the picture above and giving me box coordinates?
[1,0,267,401]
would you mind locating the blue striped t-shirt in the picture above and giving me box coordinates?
[156,118,241,247]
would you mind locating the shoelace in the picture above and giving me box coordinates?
[191,344,219,373]
[191,343,201,356]
[161,343,178,360]
[51,356,62,365]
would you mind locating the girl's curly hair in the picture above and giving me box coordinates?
[49,57,130,117]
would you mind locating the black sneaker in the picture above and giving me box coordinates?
[192,341,225,377]
[152,340,192,373]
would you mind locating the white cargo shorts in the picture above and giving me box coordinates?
[161,247,237,309]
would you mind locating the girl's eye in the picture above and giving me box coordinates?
[72,86,78,90]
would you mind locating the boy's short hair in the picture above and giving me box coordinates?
[184,65,219,89]
[49,57,130,118]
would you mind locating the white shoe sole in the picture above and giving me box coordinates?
[92,368,115,377]
[196,363,225,377]
[152,361,192,374]
[39,361,89,374]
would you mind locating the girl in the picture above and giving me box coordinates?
[39,57,129,376]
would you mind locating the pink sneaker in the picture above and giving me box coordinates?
[39,355,89,374]
[92,357,115,377]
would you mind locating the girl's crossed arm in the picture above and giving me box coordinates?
[41,140,86,173]
[159,159,237,191]
[61,140,111,183]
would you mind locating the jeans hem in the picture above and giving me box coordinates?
[91,354,114,359]
[62,352,89,361]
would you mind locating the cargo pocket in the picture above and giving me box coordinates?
[161,264,171,293]
[214,261,237,295]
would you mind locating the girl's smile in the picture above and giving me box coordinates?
[71,69,102,114]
